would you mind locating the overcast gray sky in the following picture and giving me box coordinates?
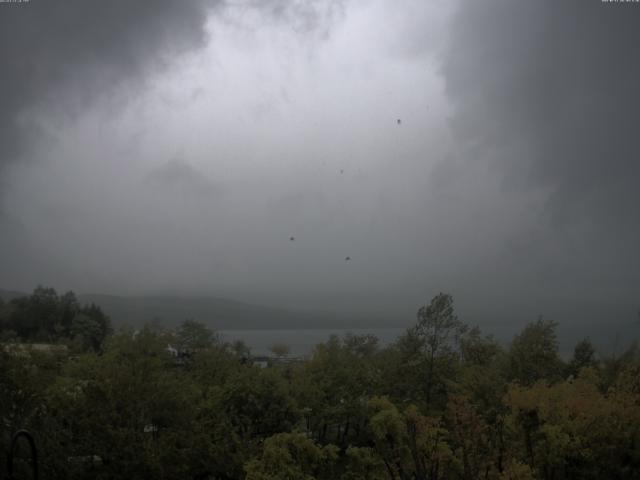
[1,0,639,337]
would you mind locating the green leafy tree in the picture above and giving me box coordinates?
[217,367,299,438]
[57,290,80,337]
[460,326,501,367]
[2,287,110,349]
[445,395,495,480]
[344,447,387,480]
[244,433,338,480]
[415,292,467,407]
[378,328,425,405]
[40,327,211,480]
[230,339,252,358]
[2,285,640,480]
[70,313,105,352]
[9,286,60,340]
[78,302,111,349]
[504,373,640,479]
[293,334,379,446]
[456,326,509,422]
[509,318,563,386]
[175,318,217,352]
[367,396,456,480]
[566,337,598,377]
[367,396,412,479]
[270,343,291,359]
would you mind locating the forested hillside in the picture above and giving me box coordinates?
[0,289,386,331]
[1,288,639,479]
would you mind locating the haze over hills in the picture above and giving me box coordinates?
[2,287,638,357]
[0,289,24,302]
[1,0,639,358]
[0,289,392,331]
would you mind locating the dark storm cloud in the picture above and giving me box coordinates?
[445,0,640,230]
[0,0,214,177]
[438,0,640,338]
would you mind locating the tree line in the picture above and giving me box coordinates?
[1,287,639,479]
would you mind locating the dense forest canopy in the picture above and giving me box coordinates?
[1,287,639,479]
[0,286,111,352]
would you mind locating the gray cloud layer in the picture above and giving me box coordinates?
[446,1,640,225]
[1,0,638,344]
[438,0,640,339]
[0,0,212,176]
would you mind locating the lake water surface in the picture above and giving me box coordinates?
[218,328,406,357]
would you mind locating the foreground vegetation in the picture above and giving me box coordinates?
[1,287,639,479]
